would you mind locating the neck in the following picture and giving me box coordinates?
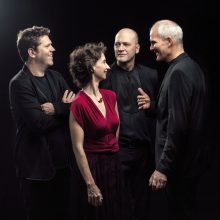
[167,46,185,62]
[83,81,99,96]
[117,59,135,71]
[25,60,46,77]
[82,81,103,103]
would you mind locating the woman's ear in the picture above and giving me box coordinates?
[90,67,95,73]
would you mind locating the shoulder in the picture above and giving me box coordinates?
[138,64,157,75]
[9,69,31,89]
[108,62,120,76]
[9,71,21,84]
[172,55,201,78]
[72,91,85,105]
[100,89,116,98]
[174,54,196,70]
[100,89,116,104]
[137,64,158,86]
[70,92,86,112]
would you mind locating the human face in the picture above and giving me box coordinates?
[114,30,140,65]
[34,35,55,68]
[92,53,110,82]
[149,27,170,62]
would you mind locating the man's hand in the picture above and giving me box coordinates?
[137,88,151,110]
[149,170,167,190]
[41,102,55,115]
[62,90,75,103]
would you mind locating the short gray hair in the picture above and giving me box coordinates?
[153,20,183,44]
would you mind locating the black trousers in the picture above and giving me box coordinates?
[19,168,72,220]
[118,146,154,220]
[166,176,200,220]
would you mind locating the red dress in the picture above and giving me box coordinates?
[71,89,119,153]
[70,89,132,220]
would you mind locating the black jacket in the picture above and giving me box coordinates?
[9,65,73,180]
[156,53,208,178]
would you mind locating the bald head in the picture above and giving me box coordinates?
[150,19,183,45]
[115,28,139,44]
[114,28,140,70]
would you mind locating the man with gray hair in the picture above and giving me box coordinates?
[148,19,208,219]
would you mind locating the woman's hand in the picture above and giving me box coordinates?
[87,183,103,207]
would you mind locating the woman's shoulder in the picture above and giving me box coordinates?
[100,89,117,105]
[71,91,87,108]
[99,88,116,97]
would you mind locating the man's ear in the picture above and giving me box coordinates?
[166,37,173,47]
[28,48,37,58]
[136,43,140,54]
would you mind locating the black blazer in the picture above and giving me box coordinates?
[9,65,72,180]
[156,53,208,178]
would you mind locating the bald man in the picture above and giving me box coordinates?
[100,28,158,220]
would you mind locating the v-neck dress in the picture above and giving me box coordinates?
[70,89,119,153]
[70,89,132,220]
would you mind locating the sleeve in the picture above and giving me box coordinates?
[52,73,72,116]
[70,100,85,129]
[9,78,63,133]
[157,70,192,175]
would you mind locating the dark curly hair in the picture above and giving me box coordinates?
[69,42,107,88]
[17,26,50,62]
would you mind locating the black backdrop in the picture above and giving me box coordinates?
[0,0,219,219]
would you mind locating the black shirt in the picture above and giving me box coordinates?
[100,64,158,148]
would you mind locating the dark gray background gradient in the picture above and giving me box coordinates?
[0,0,218,219]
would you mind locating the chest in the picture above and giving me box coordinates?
[31,77,60,103]
[89,96,106,118]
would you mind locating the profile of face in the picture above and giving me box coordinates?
[31,35,55,67]
[149,26,170,62]
[114,29,140,64]
[92,53,110,82]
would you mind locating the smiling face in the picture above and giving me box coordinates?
[149,26,171,62]
[114,29,140,66]
[33,35,55,68]
[92,53,110,82]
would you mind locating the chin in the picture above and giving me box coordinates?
[117,57,127,63]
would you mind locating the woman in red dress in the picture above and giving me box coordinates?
[69,42,131,220]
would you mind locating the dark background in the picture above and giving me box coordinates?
[0,0,219,219]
